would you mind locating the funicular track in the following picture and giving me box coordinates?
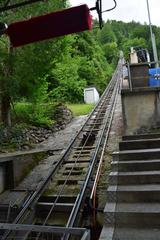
[0,60,123,240]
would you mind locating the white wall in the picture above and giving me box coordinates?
[84,87,99,104]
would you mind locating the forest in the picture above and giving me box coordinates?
[0,0,160,149]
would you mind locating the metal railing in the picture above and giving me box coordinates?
[0,223,90,240]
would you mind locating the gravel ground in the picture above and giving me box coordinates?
[37,115,87,151]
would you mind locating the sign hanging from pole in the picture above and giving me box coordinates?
[5,4,92,47]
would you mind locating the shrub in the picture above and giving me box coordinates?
[12,101,54,127]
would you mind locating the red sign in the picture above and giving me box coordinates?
[6,4,92,47]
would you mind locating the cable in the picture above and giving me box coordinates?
[102,0,117,13]
[90,0,117,29]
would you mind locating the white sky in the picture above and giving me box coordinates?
[69,0,160,27]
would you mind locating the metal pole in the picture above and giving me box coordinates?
[146,0,159,67]
[152,33,159,67]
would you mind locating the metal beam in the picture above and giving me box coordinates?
[0,223,87,236]
[146,0,159,67]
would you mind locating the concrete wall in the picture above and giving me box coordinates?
[13,151,48,186]
[121,87,160,135]
[84,87,99,104]
[0,150,48,192]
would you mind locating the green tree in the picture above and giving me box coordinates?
[97,22,117,44]
[102,42,118,64]
[0,0,67,126]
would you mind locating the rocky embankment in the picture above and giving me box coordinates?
[0,104,73,152]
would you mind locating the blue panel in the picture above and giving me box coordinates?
[149,68,160,86]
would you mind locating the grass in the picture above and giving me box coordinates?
[12,101,54,127]
[66,103,95,116]
[12,102,95,126]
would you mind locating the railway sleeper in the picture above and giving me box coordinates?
[82,129,102,133]
[62,170,85,176]
[39,195,77,203]
[36,202,74,213]
[73,150,93,153]
[65,158,91,164]
[57,179,82,185]
[86,123,102,126]
[63,163,89,170]
[73,146,96,150]
[64,166,85,171]
[90,117,105,120]
[72,153,92,158]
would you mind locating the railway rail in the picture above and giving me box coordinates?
[0,59,123,240]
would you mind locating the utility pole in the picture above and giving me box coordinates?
[146,0,159,67]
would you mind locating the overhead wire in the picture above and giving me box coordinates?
[102,0,117,13]
[90,0,117,29]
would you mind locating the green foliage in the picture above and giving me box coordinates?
[0,1,115,127]
[48,56,87,102]
[1,0,159,129]
[97,23,116,44]
[102,42,118,64]
[45,31,111,102]
[106,20,160,62]
[67,104,94,116]
[13,102,54,127]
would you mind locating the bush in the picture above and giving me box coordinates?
[12,101,54,127]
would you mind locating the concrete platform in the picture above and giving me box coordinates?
[113,148,160,161]
[111,159,160,172]
[104,202,160,227]
[107,184,160,203]
[109,170,160,185]
[119,138,160,151]
[122,133,160,141]
[100,227,160,240]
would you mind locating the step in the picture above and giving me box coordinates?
[109,171,160,185]
[111,159,160,172]
[122,133,160,141]
[100,226,160,240]
[113,148,160,161]
[104,202,160,227]
[107,184,160,203]
[119,138,160,151]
